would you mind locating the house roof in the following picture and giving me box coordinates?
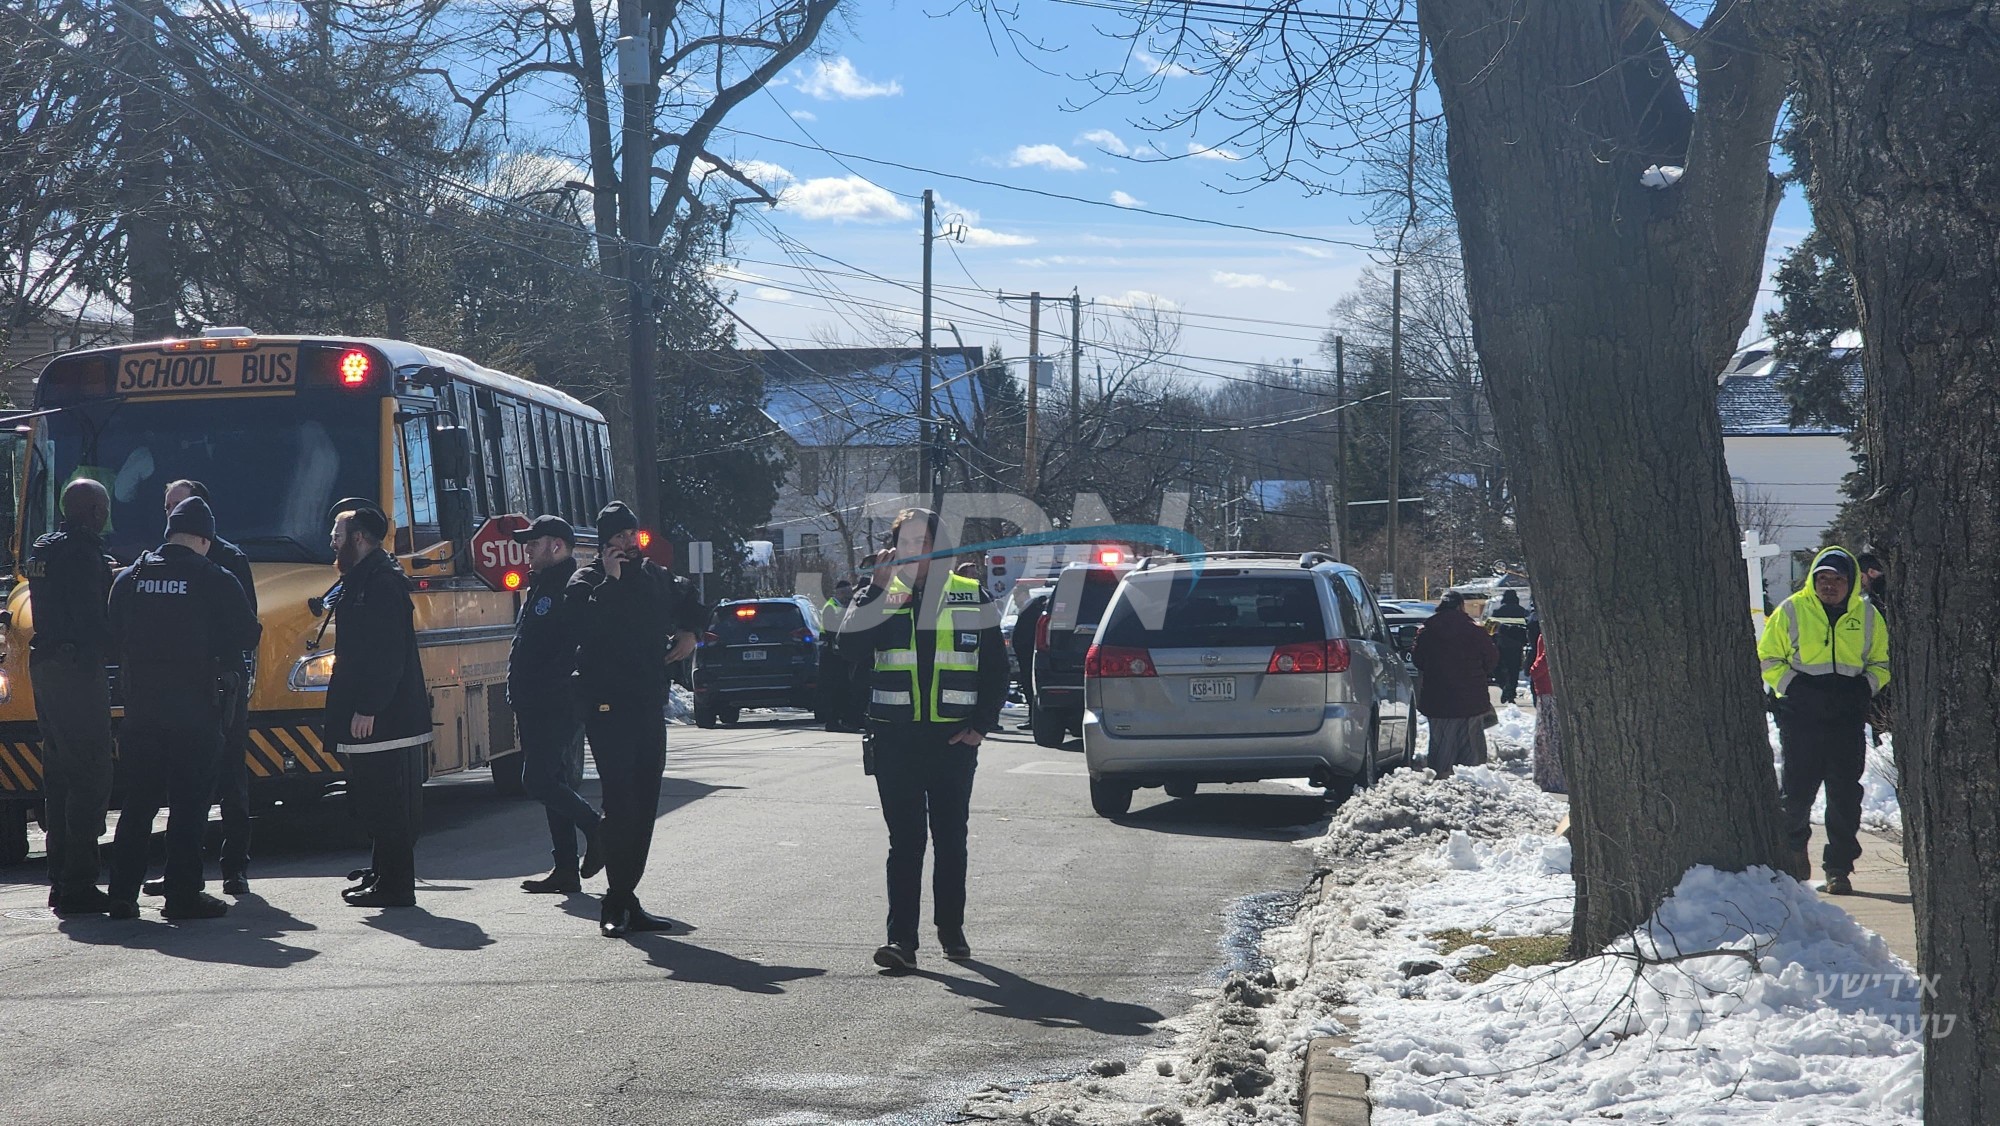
[701,346,988,449]
[1716,339,1863,437]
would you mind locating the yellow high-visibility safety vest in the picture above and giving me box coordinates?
[869,572,994,723]
[1757,546,1890,697]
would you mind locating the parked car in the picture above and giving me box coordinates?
[1082,552,1418,816]
[1031,561,1131,747]
[691,597,822,727]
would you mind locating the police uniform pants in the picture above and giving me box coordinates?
[584,697,666,902]
[872,727,978,949]
[30,651,116,900]
[107,716,224,901]
[1777,711,1867,876]
[342,744,426,895]
[215,682,252,879]
[517,704,596,870]
[1494,642,1525,703]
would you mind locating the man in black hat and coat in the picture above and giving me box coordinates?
[507,514,602,893]
[103,497,261,920]
[566,501,705,936]
[324,499,433,908]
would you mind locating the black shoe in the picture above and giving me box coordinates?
[344,887,416,909]
[599,898,631,938]
[521,869,582,894]
[578,825,606,880]
[163,892,230,920]
[872,942,917,972]
[342,869,379,902]
[1825,873,1854,895]
[47,886,58,908]
[222,876,250,896]
[625,901,678,932]
[53,888,116,916]
[939,930,972,961]
[141,879,167,897]
[106,899,140,920]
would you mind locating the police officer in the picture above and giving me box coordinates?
[506,514,602,894]
[26,479,119,916]
[324,500,433,909]
[819,578,858,732]
[103,497,261,920]
[836,509,1009,972]
[566,501,704,937]
[141,481,258,897]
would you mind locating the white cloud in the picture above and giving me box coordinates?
[1109,190,1146,208]
[1077,128,1131,156]
[1134,50,1194,78]
[958,226,1035,248]
[937,196,981,224]
[790,109,818,122]
[1008,143,1087,172]
[1187,142,1244,162]
[1290,244,1338,259]
[1212,270,1293,291]
[1096,289,1180,311]
[707,158,795,189]
[779,176,915,222]
[753,287,794,302]
[794,57,902,100]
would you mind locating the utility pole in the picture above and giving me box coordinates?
[920,189,936,507]
[121,0,173,338]
[1335,335,1349,559]
[1387,268,1404,597]
[616,5,659,527]
[1024,292,1041,498]
[1068,290,1082,460]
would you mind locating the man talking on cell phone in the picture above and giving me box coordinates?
[566,501,705,937]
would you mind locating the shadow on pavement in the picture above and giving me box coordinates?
[359,906,495,950]
[911,959,1162,1036]
[1111,791,1329,842]
[57,895,321,968]
[629,932,826,994]
[1843,887,1914,906]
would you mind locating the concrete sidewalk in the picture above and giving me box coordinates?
[1829,828,1917,966]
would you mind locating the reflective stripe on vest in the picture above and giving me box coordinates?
[870,572,988,724]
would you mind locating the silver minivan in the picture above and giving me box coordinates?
[1081,553,1417,816]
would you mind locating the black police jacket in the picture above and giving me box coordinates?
[325,548,433,755]
[25,523,115,656]
[507,556,579,713]
[566,556,705,703]
[108,544,261,729]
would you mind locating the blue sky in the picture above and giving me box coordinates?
[516,3,1812,379]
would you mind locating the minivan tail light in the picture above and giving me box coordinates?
[1268,640,1350,674]
[791,627,814,644]
[1085,644,1156,678]
[1035,615,1051,651]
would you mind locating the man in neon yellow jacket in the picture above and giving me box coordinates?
[1758,546,1890,895]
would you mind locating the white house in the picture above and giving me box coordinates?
[1717,333,1863,606]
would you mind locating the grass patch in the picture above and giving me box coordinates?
[1429,927,1572,984]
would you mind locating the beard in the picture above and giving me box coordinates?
[336,536,370,573]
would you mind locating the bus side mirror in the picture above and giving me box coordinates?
[432,425,472,483]
[437,486,474,546]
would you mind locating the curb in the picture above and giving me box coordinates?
[1302,1035,1369,1126]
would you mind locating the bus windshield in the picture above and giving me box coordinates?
[27,395,380,565]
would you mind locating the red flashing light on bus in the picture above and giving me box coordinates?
[339,349,371,386]
[502,569,524,591]
[636,530,653,549]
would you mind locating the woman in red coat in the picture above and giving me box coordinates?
[1411,592,1499,778]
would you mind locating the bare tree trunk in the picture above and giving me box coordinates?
[1761,6,2000,1119]
[1417,0,1791,948]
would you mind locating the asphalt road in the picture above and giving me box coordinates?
[0,712,1325,1125]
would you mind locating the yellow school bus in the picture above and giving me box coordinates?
[0,329,613,861]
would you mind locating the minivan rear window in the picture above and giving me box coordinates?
[712,601,806,642]
[1099,576,1328,648]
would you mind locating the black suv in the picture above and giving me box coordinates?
[692,597,822,727]
[1029,563,1129,747]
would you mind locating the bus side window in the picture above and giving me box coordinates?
[593,422,612,502]
[565,414,587,520]
[396,412,442,552]
[474,390,505,518]
[584,419,606,510]
[534,406,560,521]
[513,400,541,515]
[455,385,491,519]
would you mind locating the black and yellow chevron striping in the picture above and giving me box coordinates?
[0,723,340,794]
[0,741,43,793]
